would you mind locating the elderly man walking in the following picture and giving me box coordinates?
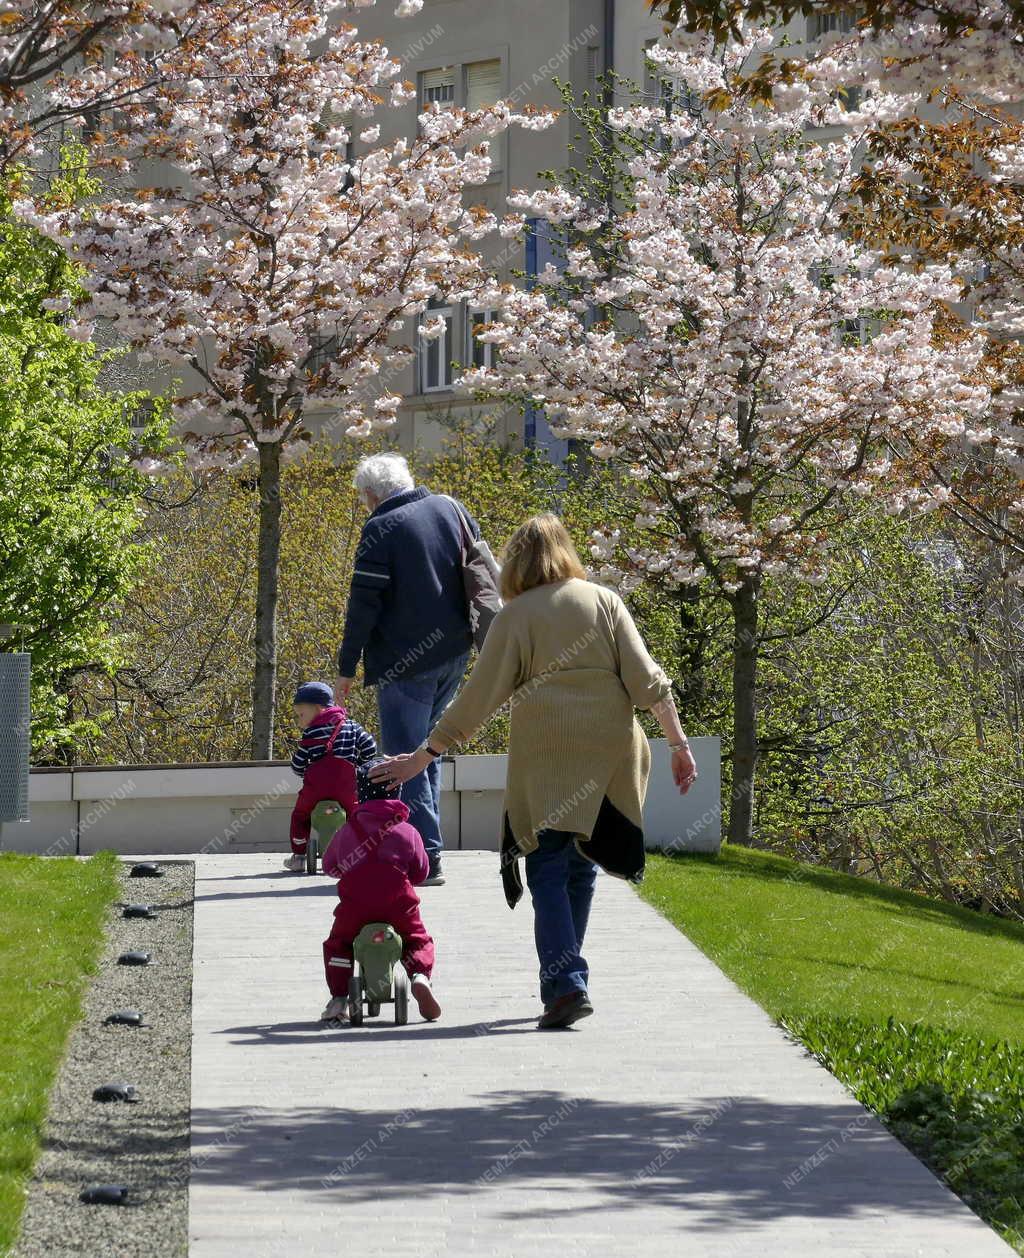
[336,453,480,885]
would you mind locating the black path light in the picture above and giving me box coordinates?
[92,1082,139,1103]
[103,1010,145,1027]
[129,862,164,878]
[80,1184,130,1206]
[117,950,152,966]
[122,904,156,919]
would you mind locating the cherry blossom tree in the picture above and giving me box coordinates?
[650,0,1024,87]
[463,29,988,844]
[652,1,1024,573]
[21,0,551,757]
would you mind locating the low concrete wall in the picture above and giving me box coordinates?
[0,738,720,857]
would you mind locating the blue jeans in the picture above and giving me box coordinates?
[377,651,469,871]
[524,829,598,1006]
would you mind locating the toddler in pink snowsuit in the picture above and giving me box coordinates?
[320,767,441,1023]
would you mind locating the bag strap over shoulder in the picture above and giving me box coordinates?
[438,493,472,547]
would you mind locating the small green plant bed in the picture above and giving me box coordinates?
[0,852,120,1253]
[785,1013,1024,1248]
[639,846,1024,1253]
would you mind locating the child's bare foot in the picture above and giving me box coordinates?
[410,974,441,1021]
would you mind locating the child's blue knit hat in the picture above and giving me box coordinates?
[293,681,334,706]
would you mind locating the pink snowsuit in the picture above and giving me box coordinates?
[321,798,435,997]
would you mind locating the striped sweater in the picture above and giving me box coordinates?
[291,709,377,778]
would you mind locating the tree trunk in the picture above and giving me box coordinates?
[729,579,760,846]
[251,440,282,760]
[676,583,707,718]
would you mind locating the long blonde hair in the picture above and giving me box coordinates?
[500,514,587,600]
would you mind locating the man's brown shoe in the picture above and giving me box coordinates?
[538,991,593,1029]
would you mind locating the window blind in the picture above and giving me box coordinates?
[809,9,858,39]
[587,45,600,85]
[466,59,502,111]
[422,66,455,108]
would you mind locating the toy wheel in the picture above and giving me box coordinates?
[305,837,317,875]
[393,967,409,1025]
[367,999,381,1018]
[347,971,363,1026]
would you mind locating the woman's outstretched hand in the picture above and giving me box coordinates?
[369,749,432,787]
[672,746,699,794]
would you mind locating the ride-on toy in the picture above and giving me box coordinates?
[307,800,345,875]
[348,923,410,1026]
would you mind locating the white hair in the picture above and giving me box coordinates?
[352,453,414,502]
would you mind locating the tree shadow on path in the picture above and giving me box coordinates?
[189,1091,966,1231]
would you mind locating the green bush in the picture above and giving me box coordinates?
[0,162,167,759]
[72,435,688,763]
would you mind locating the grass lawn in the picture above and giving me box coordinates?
[640,846,1024,1251]
[0,852,120,1254]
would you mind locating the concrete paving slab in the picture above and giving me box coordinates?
[188,852,1014,1258]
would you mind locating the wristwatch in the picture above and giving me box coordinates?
[418,741,444,759]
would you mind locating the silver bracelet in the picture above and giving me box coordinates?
[668,739,690,752]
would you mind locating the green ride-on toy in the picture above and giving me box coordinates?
[307,800,346,875]
[348,923,410,1026]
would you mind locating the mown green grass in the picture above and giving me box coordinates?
[640,846,1024,1251]
[0,852,120,1254]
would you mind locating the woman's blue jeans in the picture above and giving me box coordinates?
[524,829,598,1006]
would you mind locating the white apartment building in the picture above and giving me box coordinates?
[329,1,848,459]
[324,0,670,458]
[102,2,850,459]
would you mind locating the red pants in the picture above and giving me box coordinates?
[323,899,434,997]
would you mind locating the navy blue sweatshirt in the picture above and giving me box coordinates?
[337,487,480,686]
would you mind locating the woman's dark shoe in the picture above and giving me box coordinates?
[538,991,593,1030]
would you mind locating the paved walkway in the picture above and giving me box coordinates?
[189,852,1013,1257]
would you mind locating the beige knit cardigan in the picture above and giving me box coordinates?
[429,577,673,857]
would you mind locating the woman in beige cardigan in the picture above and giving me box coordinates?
[372,514,698,1029]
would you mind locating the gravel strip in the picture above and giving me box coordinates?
[14,860,193,1258]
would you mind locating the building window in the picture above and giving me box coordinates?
[643,38,695,145]
[808,9,859,40]
[586,45,601,93]
[421,66,456,110]
[130,397,157,431]
[839,315,876,345]
[837,83,864,111]
[420,305,454,392]
[307,328,340,377]
[465,58,502,112]
[420,57,506,171]
[468,308,499,370]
